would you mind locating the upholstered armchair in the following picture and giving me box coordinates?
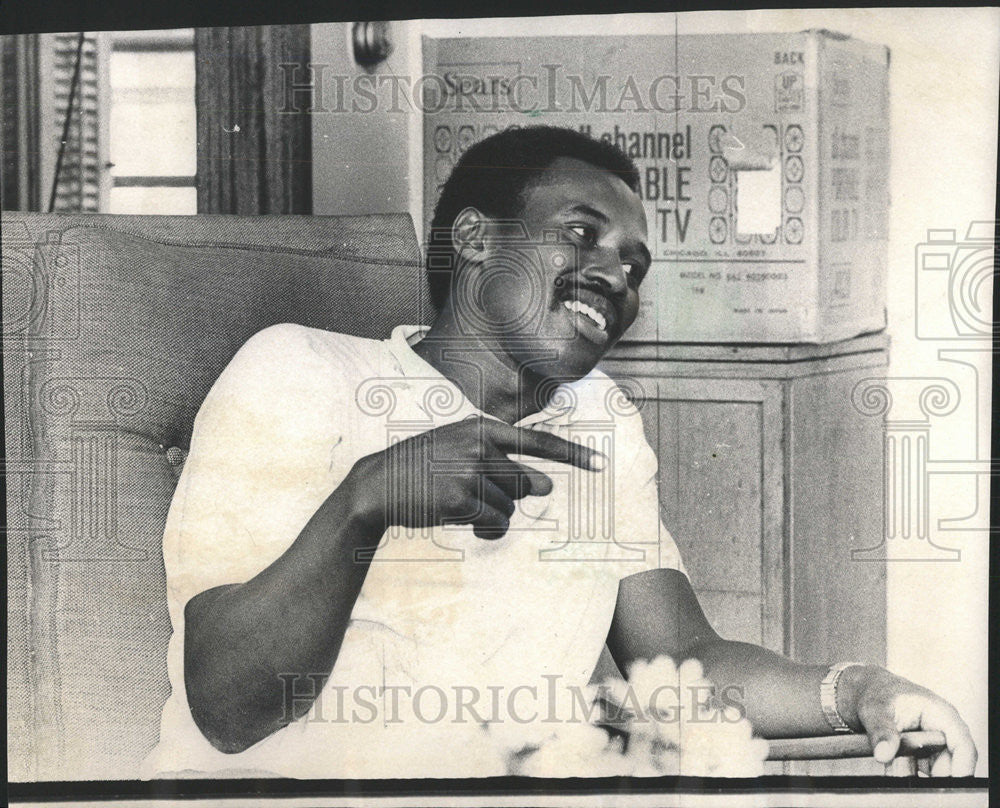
[3,211,427,780]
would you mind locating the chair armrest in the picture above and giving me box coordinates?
[766,730,946,770]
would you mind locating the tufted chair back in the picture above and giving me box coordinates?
[3,211,428,780]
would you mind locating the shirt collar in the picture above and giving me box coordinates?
[386,324,435,378]
[385,324,583,428]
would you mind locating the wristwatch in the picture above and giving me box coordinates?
[820,661,865,733]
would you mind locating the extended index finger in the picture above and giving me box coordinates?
[484,420,607,472]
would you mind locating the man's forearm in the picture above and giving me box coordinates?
[686,638,869,739]
[184,464,384,753]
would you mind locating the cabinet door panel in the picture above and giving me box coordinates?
[613,373,784,653]
[639,396,764,595]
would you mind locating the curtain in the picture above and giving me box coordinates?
[2,34,41,211]
[195,25,312,214]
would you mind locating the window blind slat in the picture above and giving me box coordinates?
[49,32,101,212]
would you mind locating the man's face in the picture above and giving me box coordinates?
[459,156,651,381]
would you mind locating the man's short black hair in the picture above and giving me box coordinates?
[425,125,641,311]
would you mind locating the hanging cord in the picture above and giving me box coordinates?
[48,31,86,213]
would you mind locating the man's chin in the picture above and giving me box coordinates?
[524,340,607,384]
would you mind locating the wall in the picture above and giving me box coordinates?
[311,9,997,774]
[311,21,420,216]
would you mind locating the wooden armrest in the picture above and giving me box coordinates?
[766,731,946,761]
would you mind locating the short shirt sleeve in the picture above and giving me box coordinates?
[161,324,360,626]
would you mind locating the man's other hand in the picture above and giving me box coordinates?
[839,664,977,776]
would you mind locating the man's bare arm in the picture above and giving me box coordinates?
[184,469,382,753]
[607,568,976,775]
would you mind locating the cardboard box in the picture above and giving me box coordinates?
[422,31,890,343]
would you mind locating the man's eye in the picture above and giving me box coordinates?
[567,224,595,243]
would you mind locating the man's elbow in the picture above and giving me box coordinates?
[184,654,287,754]
[188,697,275,754]
[183,589,285,754]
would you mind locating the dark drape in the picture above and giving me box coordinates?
[195,25,312,214]
[1,34,42,211]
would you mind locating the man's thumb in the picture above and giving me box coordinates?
[871,729,901,763]
[858,699,901,763]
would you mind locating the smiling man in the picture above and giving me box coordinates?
[144,126,975,779]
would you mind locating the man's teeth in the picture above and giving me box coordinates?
[562,299,607,331]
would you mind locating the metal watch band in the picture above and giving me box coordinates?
[820,661,865,733]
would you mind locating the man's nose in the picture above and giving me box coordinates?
[581,246,627,295]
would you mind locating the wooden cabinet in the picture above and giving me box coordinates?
[600,332,889,669]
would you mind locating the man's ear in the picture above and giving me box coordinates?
[452,207,489,264]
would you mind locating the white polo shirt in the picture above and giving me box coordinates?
[143,323,685,779]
